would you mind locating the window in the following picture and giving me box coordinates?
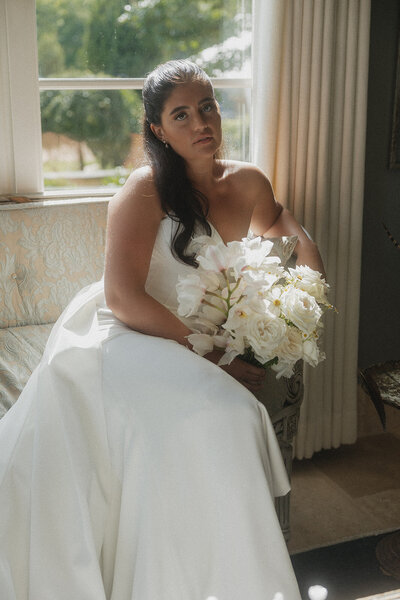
[0,0,252,196]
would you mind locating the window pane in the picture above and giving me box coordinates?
[41,89,144,189]
[41,87,250,189]
[36,0,251,79]
[218,88,251,162]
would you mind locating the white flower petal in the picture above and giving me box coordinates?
[176,273,206,316]
[303,338,325,367]
[288,265,330,304]
[271,360,295,379]
[186,333,214,356]
[280,287,322,334]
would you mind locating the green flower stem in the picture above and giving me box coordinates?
[203,273,246,320]
[206,291,224,299]
[230,276,243,295]
[205,274,246,320]
[221,268,230,288]
[201,298,228,316]
[234,293,245,305]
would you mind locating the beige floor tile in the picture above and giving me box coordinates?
[309,434,400,498]
[288,460,383,554]
[357,489,400,530]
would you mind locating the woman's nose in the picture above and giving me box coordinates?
[192,112,208,130]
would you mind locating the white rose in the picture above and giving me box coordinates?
[274,325,303,364]
[280,286,322,334]
[303,337,325,367]
[288,265,330,304]
[245,311,287,364]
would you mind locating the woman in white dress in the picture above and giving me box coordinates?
[0,60,325,600]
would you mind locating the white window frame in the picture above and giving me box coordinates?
[0,0,251,197]
[0,0,43,195]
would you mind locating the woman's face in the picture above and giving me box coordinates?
[151,79,222,162]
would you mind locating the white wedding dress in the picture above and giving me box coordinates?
[0,216,301,600]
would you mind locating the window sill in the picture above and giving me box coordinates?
[0,188,116,205]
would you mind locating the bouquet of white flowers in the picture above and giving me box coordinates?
[176,235,334,379]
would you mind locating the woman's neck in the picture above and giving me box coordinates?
[185,158,224,191]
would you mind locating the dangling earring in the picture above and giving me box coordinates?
[163,140,169,149]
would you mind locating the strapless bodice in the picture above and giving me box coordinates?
[95,216,221,338]
[144,216,219,316]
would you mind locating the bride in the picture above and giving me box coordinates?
[0,60,325,599]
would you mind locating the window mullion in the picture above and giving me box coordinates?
[38,78,252,91]
[0,1,14,194]
[0,0,43,194]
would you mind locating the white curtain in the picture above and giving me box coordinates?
[252,0,371,458]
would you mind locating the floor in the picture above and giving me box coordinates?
[286,388,400,599]
[288,390,400,555]
[291,532,400,600]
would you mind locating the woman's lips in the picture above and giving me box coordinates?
[194,136,213,144]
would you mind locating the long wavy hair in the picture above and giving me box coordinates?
[142,59,221,267]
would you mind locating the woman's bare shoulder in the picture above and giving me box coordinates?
[126,164,155,186]
[111,166,156,203]
[221,160,269,183]
[108,165,163,219]
[220,160,273,197]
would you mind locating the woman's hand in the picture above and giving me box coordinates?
[221,358,266,393]
[204,349,266,393]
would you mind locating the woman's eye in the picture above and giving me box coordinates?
[202,103,214,113]
[175,112,187,121]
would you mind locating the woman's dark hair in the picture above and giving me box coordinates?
[142,59,220,267]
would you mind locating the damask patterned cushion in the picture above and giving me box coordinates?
[0,323,53,418]
[0,200,108,328]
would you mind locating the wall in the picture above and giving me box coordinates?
[358,0,400,368]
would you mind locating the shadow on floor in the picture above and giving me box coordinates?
[291,531,400,600]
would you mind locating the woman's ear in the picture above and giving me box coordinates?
[150,123,164,142]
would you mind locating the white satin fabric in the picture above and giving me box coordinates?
[0,217,301,600]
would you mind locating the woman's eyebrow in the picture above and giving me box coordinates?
[169,97,214,116]
[169,105,189,116]
[199,96,214,104]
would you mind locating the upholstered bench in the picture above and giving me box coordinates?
[0,197,303,540]
[0,198,108,415]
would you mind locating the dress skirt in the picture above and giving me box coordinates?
[0,281,301,600]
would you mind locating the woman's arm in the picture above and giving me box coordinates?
[249,169,326,278]
[264,207,326,278]
[104,167,193,346]
[105,167,267,392]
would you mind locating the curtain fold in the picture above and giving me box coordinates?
[252,0,371,458]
